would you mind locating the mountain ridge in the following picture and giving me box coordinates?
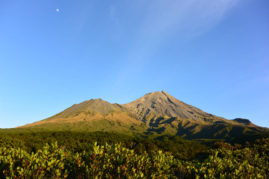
[124,90,226,122]
[20,91,268,139]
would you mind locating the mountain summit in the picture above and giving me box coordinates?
[21,91,267,139]
[124,90,224,122]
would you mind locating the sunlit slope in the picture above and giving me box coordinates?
[21,91,268,139]
[22,99,146,133]
[124,91,227,123]
[124,91,267,139]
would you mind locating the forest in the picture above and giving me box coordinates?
[0,130,268,178]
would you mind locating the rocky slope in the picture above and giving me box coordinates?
[124,91,226,122]
[21,91,268,139]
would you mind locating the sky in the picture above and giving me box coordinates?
[0,0,268,128]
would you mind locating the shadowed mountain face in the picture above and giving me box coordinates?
[21,91,268,139]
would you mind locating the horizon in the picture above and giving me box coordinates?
[2,90,268,129]
[1,0,269,128]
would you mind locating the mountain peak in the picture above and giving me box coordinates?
[141,90,172,100]
[87,98,109,104]
[124,91,213,121]
[45,98,126,120]
[20,91,267,139]
[146,90,167,94]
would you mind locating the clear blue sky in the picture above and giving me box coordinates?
[0,0,268,128]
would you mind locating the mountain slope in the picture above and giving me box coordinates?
[124,90,226,123]
[123,91,266,138]
[20,91,268,139]
[22,99,146,133]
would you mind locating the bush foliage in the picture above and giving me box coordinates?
[0,138,268,178]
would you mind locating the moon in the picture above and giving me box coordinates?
[56,9,60,12]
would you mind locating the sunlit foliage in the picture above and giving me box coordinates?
[0,139,268,178]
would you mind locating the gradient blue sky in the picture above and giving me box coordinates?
[0,0,268,128]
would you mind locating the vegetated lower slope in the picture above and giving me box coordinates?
[20,91,268,139]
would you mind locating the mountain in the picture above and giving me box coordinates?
[124,90,226,122]
[20,91,268,139]
[22,99,146,133]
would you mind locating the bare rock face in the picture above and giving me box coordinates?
[124,90,225,123]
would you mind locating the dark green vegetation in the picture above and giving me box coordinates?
[0,130,268,178]
[21,91,269,140]
[0,130,205,160]
[1,91,269,178]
